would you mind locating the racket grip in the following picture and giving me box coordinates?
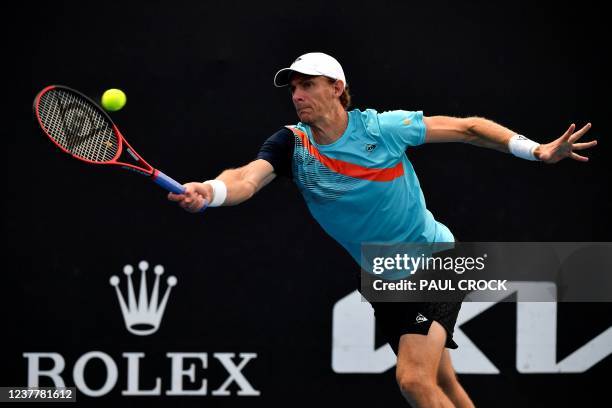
[153,170,208,213]
[153,170,186,194]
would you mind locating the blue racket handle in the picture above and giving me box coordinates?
[153,170,208,212]
[153,170,185,194]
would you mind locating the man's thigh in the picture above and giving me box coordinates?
[396,320,448,379]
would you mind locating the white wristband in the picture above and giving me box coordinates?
[508,134,540,161]
[203,180,227,207]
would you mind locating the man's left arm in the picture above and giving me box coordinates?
[423,116,597,163]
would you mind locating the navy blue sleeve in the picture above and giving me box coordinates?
[256,128,294,178]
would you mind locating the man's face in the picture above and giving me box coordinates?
[289,73,340,124]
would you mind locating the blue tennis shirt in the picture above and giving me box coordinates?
[257,108,454,270]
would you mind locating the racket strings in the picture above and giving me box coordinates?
[38,89,119,163]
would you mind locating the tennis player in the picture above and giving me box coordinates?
[168,52,596,407]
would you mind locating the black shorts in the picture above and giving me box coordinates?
[359,239,467,354]
[370,300,462,355]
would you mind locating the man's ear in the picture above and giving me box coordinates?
[334,80,344,96]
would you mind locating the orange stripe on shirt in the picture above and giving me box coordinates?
[287,126,404,182]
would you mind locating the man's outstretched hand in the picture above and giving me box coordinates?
[535,123,598,163]
[168,182,212,213]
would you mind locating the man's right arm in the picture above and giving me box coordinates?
[169,127,293,213]
[211,159,277,205]
[168,159,276,212]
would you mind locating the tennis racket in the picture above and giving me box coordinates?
[33,85,207,210]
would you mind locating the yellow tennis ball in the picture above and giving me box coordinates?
[101,88,127,112]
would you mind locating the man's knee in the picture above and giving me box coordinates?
[437,370,461,395]
[396,368,437,399]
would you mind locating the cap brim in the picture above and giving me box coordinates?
[273,66,328,87]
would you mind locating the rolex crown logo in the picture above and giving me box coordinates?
[110,261,177,336]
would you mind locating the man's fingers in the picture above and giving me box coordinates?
[167,192,185,202]
[169,183,195,202]
[194,196,205,212]
[569,123,592,143]
[182,197,203,213]
[570,152,589,162]
[561,123,576,141]
[168,183,207,213]
[572,140,598,151]
[175,193,205,212]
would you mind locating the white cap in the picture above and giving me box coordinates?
[274,52,347,88]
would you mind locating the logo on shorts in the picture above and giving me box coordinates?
[415,313,428,324]
[366,143,377,152]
